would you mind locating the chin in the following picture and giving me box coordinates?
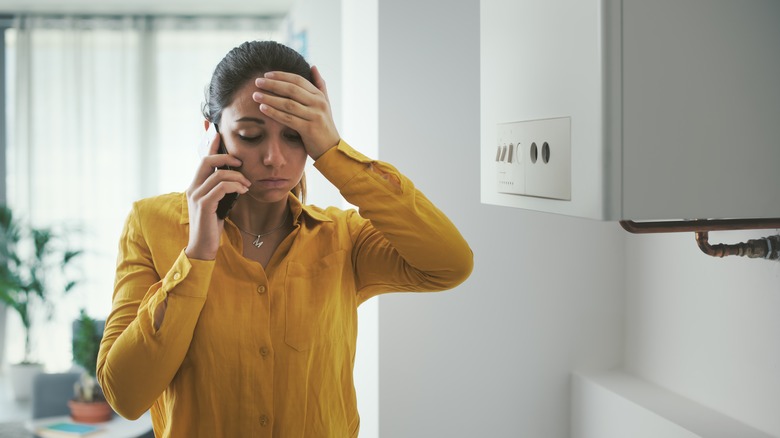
[246,189,291,204]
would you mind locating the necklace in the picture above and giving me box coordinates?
[234,209,291,248]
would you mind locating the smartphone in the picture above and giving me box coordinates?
[213,123,239,219]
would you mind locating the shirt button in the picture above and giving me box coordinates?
[259,415,269,427]
[173,272,181,281]
[257,285,266,294]
[260,346,270,358]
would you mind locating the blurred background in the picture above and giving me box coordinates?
[1,1,779,437]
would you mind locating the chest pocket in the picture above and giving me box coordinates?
[284,249,348,352]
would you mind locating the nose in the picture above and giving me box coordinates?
[262,135,286,168]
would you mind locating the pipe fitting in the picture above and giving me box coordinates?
[695,232,780,260]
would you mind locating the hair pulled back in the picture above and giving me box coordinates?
[203,40,312,201]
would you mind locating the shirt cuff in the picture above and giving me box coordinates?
[313,139,373,189]
[161,249,215,299]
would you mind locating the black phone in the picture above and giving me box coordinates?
[213,123,239,219]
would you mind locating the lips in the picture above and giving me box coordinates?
[255,178,288,188]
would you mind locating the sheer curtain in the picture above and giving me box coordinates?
[5,15,282,370]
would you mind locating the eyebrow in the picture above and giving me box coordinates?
[235,117,265,125]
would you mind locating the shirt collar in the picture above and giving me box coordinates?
[178,192,332,225]
[288,193,333,224]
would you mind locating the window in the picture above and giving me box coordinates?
[3,15,284,370]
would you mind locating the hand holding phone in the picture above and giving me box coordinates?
[213,124,239,219]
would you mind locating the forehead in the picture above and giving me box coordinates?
[222,80,263,121]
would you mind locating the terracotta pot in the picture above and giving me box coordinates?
[68,399,114,423]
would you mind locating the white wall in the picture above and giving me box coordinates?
[340,0,379,437]
[372,1,780,436]
[286,0,344,209]
[625,230,780,436]
[374,0,625,436]
[571,370,776,438]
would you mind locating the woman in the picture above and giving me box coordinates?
[97,41,472,438]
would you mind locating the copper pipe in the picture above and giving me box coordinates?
[620,218,780,234]
[621,218,780,260]
[695,232,780,260]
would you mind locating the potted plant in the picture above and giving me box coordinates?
[69,309,113,423]
[0,204,82,400]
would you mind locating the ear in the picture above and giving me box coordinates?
[203,119,210,131]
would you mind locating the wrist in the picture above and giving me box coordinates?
[184,245,217,261]
[310,138,340,161]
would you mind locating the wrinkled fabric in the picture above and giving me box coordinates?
[97,140,473,438]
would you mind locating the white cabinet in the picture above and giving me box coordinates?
[480,0,780,221]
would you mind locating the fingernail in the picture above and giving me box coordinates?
[253,92,263,101]
[264,72,275,78]
[255,78,266,87]
[259,103,269,112]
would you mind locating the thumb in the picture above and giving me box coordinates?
[311,65,329,97]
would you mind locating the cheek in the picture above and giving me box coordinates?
[289,148,309,170]
[230,149,257,171]
[224,140,244,159]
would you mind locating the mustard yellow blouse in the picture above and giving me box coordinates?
[97,141,473,438]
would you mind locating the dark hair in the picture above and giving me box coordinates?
[202,40,311,201]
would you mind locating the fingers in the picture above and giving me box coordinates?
[191,175,249,210]
[310,65,329,98]
[193,124,244,185]
[251,68,340,159]
[190,167,249,198]
[256,71,320,96]
[198,123,220,158]
[256,101,304,129]
[252,72,330,128]
[185,174,246,260]
[191,150,244,188]
[206,123,221,155]
[253,71,329,112]
[185,132,249,260]
[253,92,314,122]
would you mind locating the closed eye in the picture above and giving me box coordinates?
[238,134,262,142]
[285,132,302,143]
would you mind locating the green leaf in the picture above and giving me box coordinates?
[0,203,85,363]
[73,309,100,377]
[63,250,83,264]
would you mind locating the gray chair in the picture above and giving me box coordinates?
[30,317,103,420]
[33,319,155,437]
[32,372,155,437]
[31,372,81,419]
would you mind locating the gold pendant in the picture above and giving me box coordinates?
[253,236,263,248]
